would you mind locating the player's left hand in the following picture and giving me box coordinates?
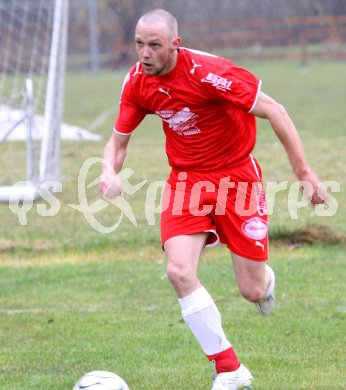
[297,168,330,205]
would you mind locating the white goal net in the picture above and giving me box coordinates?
[0,0,69,201]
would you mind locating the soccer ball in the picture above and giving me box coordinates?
[73,370,130,390]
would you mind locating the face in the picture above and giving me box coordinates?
[135,22,180,76]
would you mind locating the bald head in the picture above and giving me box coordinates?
[134,9,181,76]
[137,9,178,39]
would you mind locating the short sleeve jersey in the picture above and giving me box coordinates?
[115,48,261,171]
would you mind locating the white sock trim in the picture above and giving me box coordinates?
[178,286,213,317]
[265,264,275,298]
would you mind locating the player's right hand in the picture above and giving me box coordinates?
[298,168,330,205]
[99,172,124,198]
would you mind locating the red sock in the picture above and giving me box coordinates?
[207,347,240,373]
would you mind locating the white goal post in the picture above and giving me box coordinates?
[0,0,69,202]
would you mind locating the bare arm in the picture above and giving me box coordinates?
[100,131,131,196]
[102,131,131,173]
[251,92,329,204]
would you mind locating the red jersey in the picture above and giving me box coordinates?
[114,48,261,171]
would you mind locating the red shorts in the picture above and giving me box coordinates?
[160,155,268,261]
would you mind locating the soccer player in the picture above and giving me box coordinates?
[100,9,329,390]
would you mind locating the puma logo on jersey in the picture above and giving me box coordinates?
[255,241,265,251]
[159,88,171,99]
[190,59,202,74]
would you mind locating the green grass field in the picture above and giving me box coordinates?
[0,59,345,389]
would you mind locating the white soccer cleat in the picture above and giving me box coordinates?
[211,364,253,390]
[255,264,276,316]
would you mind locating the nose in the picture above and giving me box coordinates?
[142,45,151,60]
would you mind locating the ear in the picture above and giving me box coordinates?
[171,35,181,50]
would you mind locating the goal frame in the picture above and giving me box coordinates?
[0,0,69,202]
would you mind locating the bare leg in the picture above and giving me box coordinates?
[231,252,271,302]
[164,233,207,297]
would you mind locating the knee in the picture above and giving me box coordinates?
[239,285,265,303]
[166,259,195,287]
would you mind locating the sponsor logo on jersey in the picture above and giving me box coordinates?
[242,217,267,240]
[201,72,232,92]
[156,107,201,136]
